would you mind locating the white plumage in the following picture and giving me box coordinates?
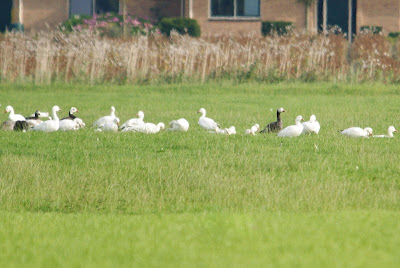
[95,117,120,132]
[216,126,236,135]
[31,106,62,132]
[59,118,86,131]
[4,106,25,121]
[123,122,165,134]
[277,115,304,137]
[120,111,145,130]
[341,127,373,138]
[246,124,260,135]
[197,108,219,131]
[302,115,320,134]
[373,126,397,138]
[92,106,116,128]
[168,118,189,132]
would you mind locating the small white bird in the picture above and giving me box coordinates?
[31,106,62,132]
[120,111,145,130]
[277,116,304,137]
[197,108,219,131]
[341,127,373,138]
[92,106,116,128]
[168,118,189,132]
[246,124,259,135]
[373,126,397,138]
[302,115,320,134]
[4,106,25,122]
[216,126,236,135]
[95,117,120,132]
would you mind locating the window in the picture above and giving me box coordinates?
[211,0,260,18]
[70,0,93,16]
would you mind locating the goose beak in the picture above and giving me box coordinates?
[76,110,79,112]
[196,111,200,113]
[301,118,304,121]
[283,110,286,112]
[395,130,398,133]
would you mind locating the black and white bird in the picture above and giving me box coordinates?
[260,107,285,133]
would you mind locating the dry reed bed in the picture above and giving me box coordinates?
[1,31,399,84]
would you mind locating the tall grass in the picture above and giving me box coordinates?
[1,30,400,84]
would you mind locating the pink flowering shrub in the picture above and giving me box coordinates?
[61,12,159,37]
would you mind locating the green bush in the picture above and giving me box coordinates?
[61,15,92,32]
[360,26,382,34]
[159,17,201,37]
[389,32,400,39]
[262,21,294,36]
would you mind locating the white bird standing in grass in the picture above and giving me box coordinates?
[4,106,25,121]
[120,111,145,130]
[95,117,120,132]
[302,115,320,134]
[31,106,62,132]
[341,127,373,138]
[92,106,116,128]
[168,118,189,131]
[197,108,219,131]
[277,115,304,137]
[373,126,397,138]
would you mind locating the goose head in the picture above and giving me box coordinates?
[197,108,206,116]
[34,110,41,118]
[136,111,144,119]
[52,106,62,113]
[295,115,304,124]
[310,115,316,123]
[110,106,116,116]
[157,122,165,130]
[4,106,13,114]
[388,126,397,136]
[364,127,373,136]
[278,107,286,113]
[69,107,79,115]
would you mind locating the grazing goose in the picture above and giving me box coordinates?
[341,127,373,138]
[4,106,25,121]
[59,118,86,131]
[373,126,397,138]
[302,115,320,135]
[123,122,165,134]
[92,106,116,128]
[31,106,62,132]
[2,120,16,131]
[260,107,285,133]
[168,118,189,132]
[25,111,43,128]
[60,107,78,121]
[245,124,260,135]
[197,108,219,131]
[277,115,304,137]
[120,111,145,130]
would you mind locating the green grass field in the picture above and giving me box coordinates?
[1,82,400,266]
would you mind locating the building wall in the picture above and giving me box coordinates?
[357,0,400,33]
[186,0,310,36]
[126,0,181,20]
[23,0,68,32]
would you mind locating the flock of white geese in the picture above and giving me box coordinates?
[1,104,398,138]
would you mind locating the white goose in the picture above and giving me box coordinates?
[245,124,260,135]
[92,106,116,128]
[216,126,236,135]
[373,126,397,138]
[31,106,62,132]
[168,118,189,132]
[302,115,320,135]
[59,118,85,131]
[95,117,120,132]
[124,122,165,134]
[120,111,145,130]
[4,106,25,121]
[341,127,373,138]
[277,115,304,137]
[197,108,219,131]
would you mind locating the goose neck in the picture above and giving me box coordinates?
[52,109,59,121]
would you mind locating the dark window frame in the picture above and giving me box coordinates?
[209,0,260,19]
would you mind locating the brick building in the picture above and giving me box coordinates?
[1,0,400,36]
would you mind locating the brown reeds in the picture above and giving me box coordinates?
[1,30,399,84]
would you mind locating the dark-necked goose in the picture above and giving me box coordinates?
[60,107,78,121]
[260,107,285,133]
[25,110,43,128]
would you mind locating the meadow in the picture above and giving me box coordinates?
[1,82,400,266]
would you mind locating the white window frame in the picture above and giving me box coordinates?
[209,0,260,20]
